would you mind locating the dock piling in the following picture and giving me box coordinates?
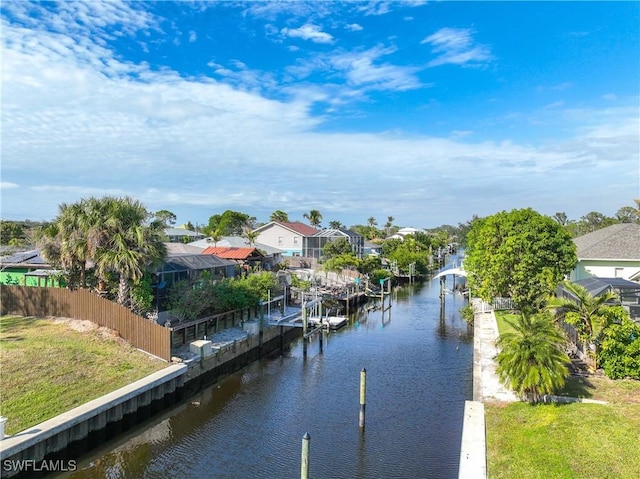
[301,432,310,479]
[359,368,367,429]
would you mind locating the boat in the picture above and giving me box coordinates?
[306,315,348,330]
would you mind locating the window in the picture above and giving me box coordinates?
[615,268,624,278]
[293,236,299,245]
[278,236,283,245]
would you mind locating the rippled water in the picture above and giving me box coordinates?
[61,278,472,479]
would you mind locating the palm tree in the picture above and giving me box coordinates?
[270,210,289,223]
[328,220,343,229]
[384,216,395,237]
[244,229,259,247]
[95,197,167,306]
[210,228,222,248]
[550,281,619,370]
[495,313,571,403]
[303,210,322,228]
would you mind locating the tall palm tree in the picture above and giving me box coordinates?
[303,210,322,228]
[328,220,343,229]
[270,210,289,223]
[550,281,619,369]
[495,313,571,403]
[95,197,167,306]
[384,216,395,237]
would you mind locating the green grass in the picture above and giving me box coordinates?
[486,376,640,479]
[0,316,167,435]
[494,310,519,335]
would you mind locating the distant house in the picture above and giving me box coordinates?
[363,240,383,257]
[303,228,365,259]
[388,227,425,241]
[252,221,318,257]
[163,227,206,243]
[569,223,640,282]
[0,249,63,287]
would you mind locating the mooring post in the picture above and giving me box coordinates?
[301,432,310,479]
[359,368,367,429]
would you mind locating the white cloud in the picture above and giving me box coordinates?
[422,27,493,67]
[281,24,334,44]
[188,30,197,42]
[0,182,19,189]
[345,23,363,32]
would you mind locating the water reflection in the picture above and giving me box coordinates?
[60,278,472,479]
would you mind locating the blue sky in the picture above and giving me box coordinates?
[1,1,638,229]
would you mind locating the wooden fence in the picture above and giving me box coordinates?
[0,285,172,361]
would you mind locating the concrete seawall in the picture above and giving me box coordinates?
[0,364,187,477]
[0,324,300,478]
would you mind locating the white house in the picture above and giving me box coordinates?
[252,221,318,257]
[569,223,640,282]
[388,226,425,241]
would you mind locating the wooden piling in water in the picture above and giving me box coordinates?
[301,432,310,479]
[359,368,367,429]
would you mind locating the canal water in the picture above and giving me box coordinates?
[60,278,472,479]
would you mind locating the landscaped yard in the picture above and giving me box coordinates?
[0,315,167,435]
[488,310,640,479]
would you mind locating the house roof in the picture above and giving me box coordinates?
[188,236,283,255]
[312,228,361,238]
[202,246,265,260]
[164,243,206,255]
[0,249,50,267]
[574,223,640,260]
[575,277,640,297]
[253,221,318,236]
[158,254,235,274]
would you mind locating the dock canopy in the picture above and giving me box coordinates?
[433,267,467,280]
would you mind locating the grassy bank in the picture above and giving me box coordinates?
[488,310,640,478]
[0,316,167,435]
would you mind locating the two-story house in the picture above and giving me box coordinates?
[252,221,318,257]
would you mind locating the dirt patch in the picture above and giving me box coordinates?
[50,317,123,342]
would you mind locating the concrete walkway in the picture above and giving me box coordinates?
[460,306,517,479]
[474,309,518,403]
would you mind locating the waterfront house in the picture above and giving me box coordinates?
[569,223,640,282]
[252,221,318,257]
[302,228,365,259]
[189,236,284,267]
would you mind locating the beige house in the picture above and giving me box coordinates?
[252,221,318,257]
[570,223,640,282]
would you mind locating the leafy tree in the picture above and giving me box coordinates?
[597,316,640,379]
[464,208,577,311]
[270,210,289,223]
[615,202,640,224]
[154,210,177,227]
[322,237,353,259]
[495,312,571,403]
[323,253,360,273]
[552,212,569,226]
[0,221,26,246]
[203,210,256,236]
[303,209,322,228]
[550,281,619,369]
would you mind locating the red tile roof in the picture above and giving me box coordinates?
[202,246,263,260]
[280,221,318,236]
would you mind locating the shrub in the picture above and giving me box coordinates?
[598,317,640,379]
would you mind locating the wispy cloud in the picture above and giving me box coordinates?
[421,27,493,67]
[345,23,363,32]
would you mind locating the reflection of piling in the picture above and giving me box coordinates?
[301,432,310,479]
[359,368,367,430]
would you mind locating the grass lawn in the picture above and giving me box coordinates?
[488,310,640,478]
[494,310,519,335]
[0,315,167,436]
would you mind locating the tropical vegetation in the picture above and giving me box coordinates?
[36,196,167,308]
[495,312,571,402]
[464,208,577,311]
